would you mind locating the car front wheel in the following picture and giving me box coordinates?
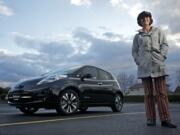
[111,94,123,112]
[56,90,80,115]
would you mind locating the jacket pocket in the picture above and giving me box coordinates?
[152,51,164,63]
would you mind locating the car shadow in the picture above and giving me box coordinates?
[17,109,119,118]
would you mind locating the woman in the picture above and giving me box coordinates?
[132,11,177,128]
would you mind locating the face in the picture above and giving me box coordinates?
[141,17,151,27]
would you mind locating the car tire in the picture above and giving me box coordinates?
[111,94,123,112]
[56,90,80,115]
[79,106,88,112]
[19,107,38,115]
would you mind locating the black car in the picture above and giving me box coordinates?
[7,65,123,115]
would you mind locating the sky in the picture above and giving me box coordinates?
[0,0,180,90]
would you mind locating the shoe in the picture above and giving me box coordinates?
[161,121,177,128]
[147,119,156,126]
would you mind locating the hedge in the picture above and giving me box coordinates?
[124,95,180,103]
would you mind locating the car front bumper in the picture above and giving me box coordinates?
[7,87,58,108]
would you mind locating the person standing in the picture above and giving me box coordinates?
[132,11,177,128]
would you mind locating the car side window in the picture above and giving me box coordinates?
[81,67,98,80]
[98,69,114,80]
[107,72,114,80]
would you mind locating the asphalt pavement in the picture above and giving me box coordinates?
[0,103,179,135]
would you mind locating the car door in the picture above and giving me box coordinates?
[76,66,100,104]
[95,69,115,103]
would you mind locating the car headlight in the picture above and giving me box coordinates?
[37,74,67,85]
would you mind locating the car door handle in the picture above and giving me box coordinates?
[98,82,103,85]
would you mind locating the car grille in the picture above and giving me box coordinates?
[8,90,45,103]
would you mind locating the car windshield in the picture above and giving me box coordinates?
[41,66,81,77]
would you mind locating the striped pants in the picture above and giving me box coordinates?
[142,76,170,121]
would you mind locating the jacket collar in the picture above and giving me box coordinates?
[138,26,157,35]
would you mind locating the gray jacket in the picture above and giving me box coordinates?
[132,27,168,78]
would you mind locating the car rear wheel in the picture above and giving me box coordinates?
[56,90,80,115]
[111,94,123,112]
[19,107,38,115]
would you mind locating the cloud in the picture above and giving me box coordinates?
[68,0,180,35]
[0,51,43,82]
[110,0,129,9]
[109,0,144,18]
[8,29,135,83]
[150,0,180,34]
[103,32,123,40]
[0,1,14,16]
[1,27,180,89]
[109,0,180,50]
[71,27,136,73]
[13,32,75,58]
[70,0,92,6]
[168,33,180,47]
[109,0,180,34]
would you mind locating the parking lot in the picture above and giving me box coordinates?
[0,103,179,135]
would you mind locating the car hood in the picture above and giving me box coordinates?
[12,76,45,91]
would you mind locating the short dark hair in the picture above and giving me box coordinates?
[137,11,153,27]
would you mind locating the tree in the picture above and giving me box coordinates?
[117,72,137,94]
[0,87,10,100]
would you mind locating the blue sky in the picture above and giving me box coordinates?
[0,0,180,89]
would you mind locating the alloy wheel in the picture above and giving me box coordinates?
[111,94,123,112]
[57,90,79,115]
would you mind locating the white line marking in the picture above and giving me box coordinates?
[0,112,145,127]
